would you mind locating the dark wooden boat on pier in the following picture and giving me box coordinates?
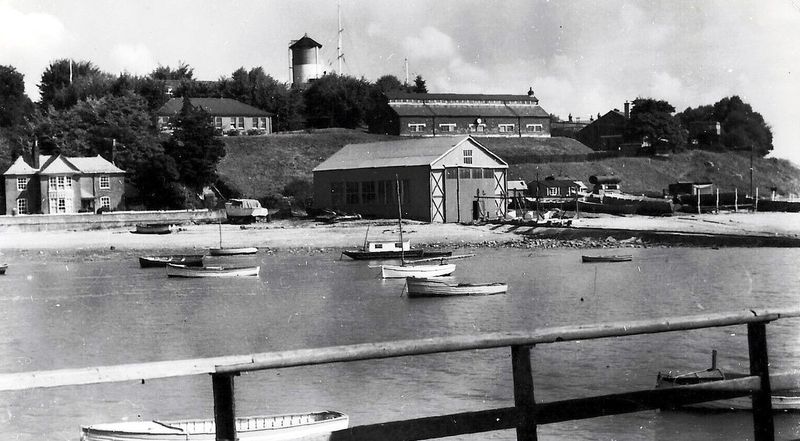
[80,410,349,441]
[138,255,205,268]
[132,223,172,235]
[581,254,632,263]
[405,277,507,297]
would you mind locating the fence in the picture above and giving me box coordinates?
[0,308,798,441]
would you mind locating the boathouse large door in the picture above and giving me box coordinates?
[430,170,445,223]
[444,168,459,223]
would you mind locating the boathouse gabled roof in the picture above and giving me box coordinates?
[312,136,507,172]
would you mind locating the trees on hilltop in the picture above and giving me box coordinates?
[678,96,772,156]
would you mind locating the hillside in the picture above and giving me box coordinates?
[218,130,800,203]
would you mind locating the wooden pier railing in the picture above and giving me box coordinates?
[1,308,799,441]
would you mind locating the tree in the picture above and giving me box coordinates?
[0,65,33,127]
[677,96,773,156]
[625,98,686,151]
[302,74,371,129]
[150,62,194,81]
[162,97,226,192]
[412,74,428,93]
[374,75,408,93]
[38,59,113,110]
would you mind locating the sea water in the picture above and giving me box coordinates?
[0,246,798,440]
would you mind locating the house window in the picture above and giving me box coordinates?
[438,123,456,132]
[16,177,27,191]
[49,197,71,213]
[468,124,486,132]
[330,182,345,205]
[252,117,259,128]
[99,176,110,189]
[99,196,111,209]
[547,187,560,196]
[408,123,426,132]
[526,124,544,132]
[215,117,223,128]
[237,117,245,129]
[499,124,515,133]
[16,198,27,214]
[346,182,359,204]
[49,176,71,190]
[361,181,376,204]
[463,149,473,164]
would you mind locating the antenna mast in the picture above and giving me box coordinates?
[337,1,343,73]
[404,58,409,85]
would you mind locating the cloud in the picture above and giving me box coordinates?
[109,43,156,75]
[402,26,456,60]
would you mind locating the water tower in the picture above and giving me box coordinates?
[289,34,323,87]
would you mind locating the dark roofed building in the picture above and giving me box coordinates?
[377,90,551,138]
[313,136,508,223]
[156,97,274,134]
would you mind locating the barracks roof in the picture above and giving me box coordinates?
[156,98,274,117]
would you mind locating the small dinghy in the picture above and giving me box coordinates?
[405,277,507,297]
[132,223,172,234]
[208,247,259,256]
[138,255,205,268]
[80,410,349,441]
[166,263,260,278]
[581,254,632,263]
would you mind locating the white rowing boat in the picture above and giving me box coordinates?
[166,264,260,278]
[405,277,507,297]
[80,410,349,441]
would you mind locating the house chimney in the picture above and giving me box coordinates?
[624,101,630,119]
[32,140,40,169]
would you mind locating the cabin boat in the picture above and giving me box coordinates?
[166,264,260,278]
[138,255,205,268]
[342,240,452,260]
[80,410,349,441]
[132,224,172,235]
[208,247,259,256]
[225,199,270,224]
[581,255,633,263]
[380,263,455,279]
[655,351,800,411]
[405,277,507,297]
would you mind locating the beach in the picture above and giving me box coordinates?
[1,211,799,259]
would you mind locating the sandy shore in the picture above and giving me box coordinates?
[1,212,798,259]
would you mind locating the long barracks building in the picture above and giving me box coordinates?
[379,90,551,138]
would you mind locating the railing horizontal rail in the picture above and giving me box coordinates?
[0,308,797,391]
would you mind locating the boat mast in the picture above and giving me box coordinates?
[218,221,223,249]
[337,0,343,74]
[396,175,404,264]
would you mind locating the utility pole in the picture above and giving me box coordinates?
[750,144,754,199]
[337,0,344,74]
[404,58,409,86]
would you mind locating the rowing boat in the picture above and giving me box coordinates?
[581,254,632,263]
[208,247,259,256]
[138,255,205,268]
[405,277,507,297]
[380,263,455,279]
[80,410,349,441]
[131,223,172,234]
[166,264,260,278]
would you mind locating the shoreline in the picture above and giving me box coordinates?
[1,211,799,262]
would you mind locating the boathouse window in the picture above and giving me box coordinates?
[459,168,471,179]
[471,168,483,179]
[499,124,515,133]
[346,182,359,204]
[463,149,473,164]
[361,181,376,204]
[16,198,27,214]
[100,196,111,209]
[526,124,544,132]
[330,182,344,205]
[16,177,27,191]
[99,176,110,189]
[445,168,458,179]
[398,179,411,204]
[483,168,494,179]
[377,180,388,204]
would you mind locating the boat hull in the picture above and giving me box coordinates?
[138,255,205,268]
[342,249,452,260]
[81,410,349,441]
[208,247,259,256]
[0,264,6,275]
[406,277,507,297]
[132,224,172,235]
[380,264,455,279]
[166,264,260,278]
[581,255,633,263]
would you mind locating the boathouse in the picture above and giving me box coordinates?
[312,136,508,223]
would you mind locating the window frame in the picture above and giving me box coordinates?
[408,123,426,132]
[16,177,27,191]
[438,123,456,132]
[463,149,473,165]
[499,123,515,133]
[99,196,111,209]
[99,175,110,189]
[526,124,544,133]
[16,198,27,214]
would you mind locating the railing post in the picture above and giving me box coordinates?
[512,345,537,441]
[212,373,239,441]
[747,322,774,441]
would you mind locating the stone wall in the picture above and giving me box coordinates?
[0,209,225,232]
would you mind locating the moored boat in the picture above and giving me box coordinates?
[342,240,452,260]
[405,277,507,297]
[0,263,7,275]
[132,223,172,235]
[166,264,260,278]
[208,247,259,256]
[380,263,455,279]
[655,351,800,411]
[80,410,349,441]
[138,255,205,268]
[581,254,633,263]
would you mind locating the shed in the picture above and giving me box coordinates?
[313,136,508,223]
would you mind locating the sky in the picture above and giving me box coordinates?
[2,0,800,164]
